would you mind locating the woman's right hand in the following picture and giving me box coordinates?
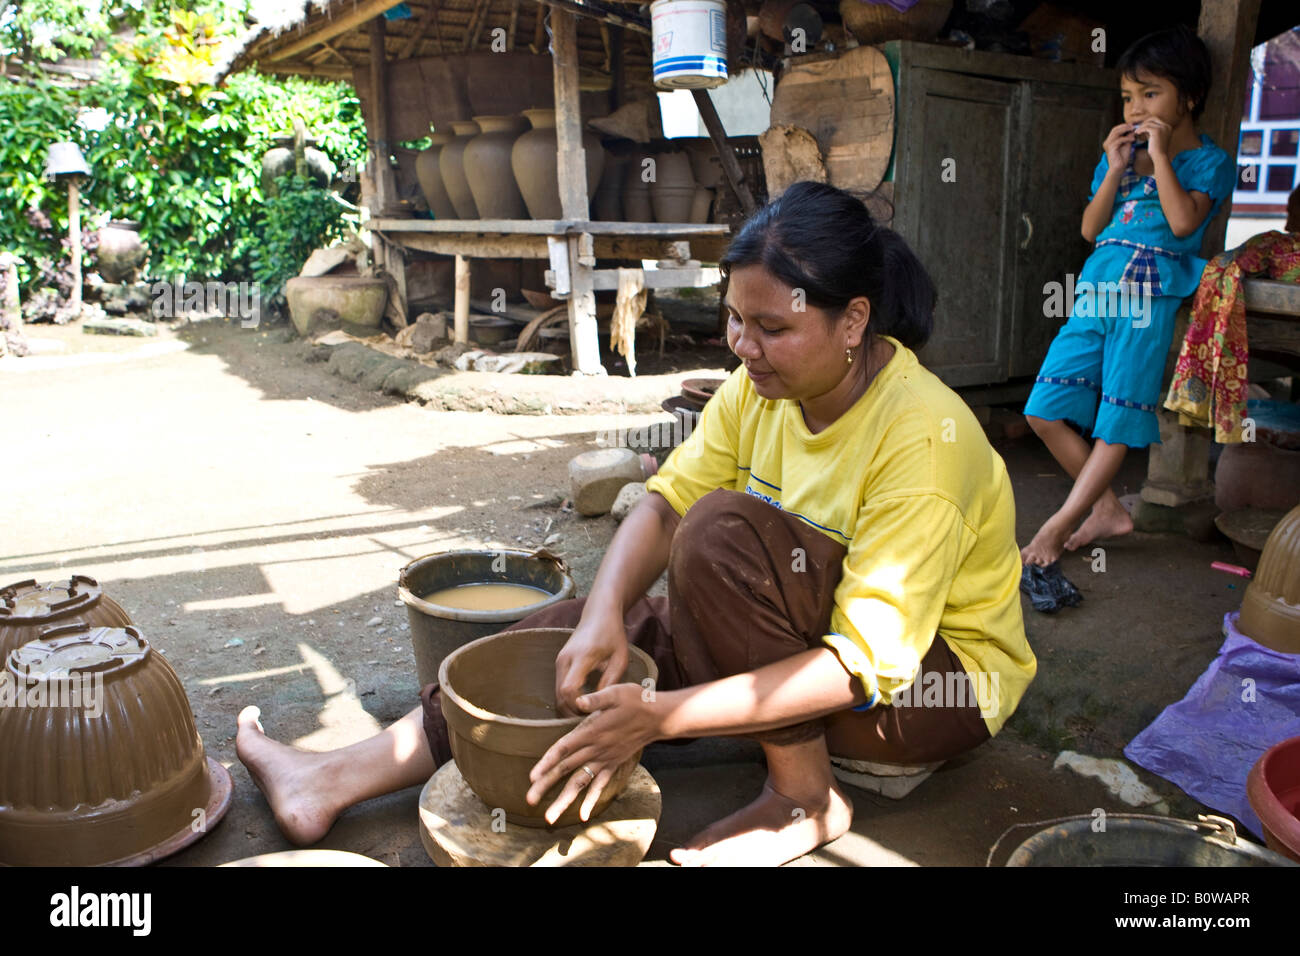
[1103,123,1136,172]
[554,608,630,716]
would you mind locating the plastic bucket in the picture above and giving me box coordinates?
[397,549,575,688]
[650,0,728,90]
[1247,736,1300,863]
[1002,814,1298,867]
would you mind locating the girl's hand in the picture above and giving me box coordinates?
[1135,118,1172,160]
[553,610,629,716]
[1103,123,1136,171]
[526,683,661,824]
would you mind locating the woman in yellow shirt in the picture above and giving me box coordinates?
[236,181,1034,867]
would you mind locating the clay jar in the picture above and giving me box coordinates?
[96,220,148,283]
[1238,503,1300,653]
[593,150,630,221]
[463,115,530,219]
[439,121,482,219]
[511,109,605,219]
[0,575,131,663]
[0,623,232,865]
[651,149,697,223]
[439,627,657,827]
[415,131,458,219]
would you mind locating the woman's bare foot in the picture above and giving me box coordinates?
[668,779,853,867]
[235,705,345,846]
[1021,513,1074,567]
[1064,496,1133,551]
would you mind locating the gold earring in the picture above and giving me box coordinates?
[845,349,853,365]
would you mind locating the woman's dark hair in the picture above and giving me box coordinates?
[719,181,935,350]
[1116,24,1213,120]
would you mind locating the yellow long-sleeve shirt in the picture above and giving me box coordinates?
[645,336,1035,736]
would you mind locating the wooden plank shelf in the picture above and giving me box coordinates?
[366,218,730,237]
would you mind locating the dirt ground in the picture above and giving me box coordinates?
[2,317,1253,866]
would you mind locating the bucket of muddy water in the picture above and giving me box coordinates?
[398,549,576,688]
[999,814,1298,867]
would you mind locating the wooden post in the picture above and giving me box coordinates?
[67,178,82,316]
[1196,0,1262,258]
[454,254,471,344]
[692,89,757,217]
[551,7,603,374]
[369,17,398,215]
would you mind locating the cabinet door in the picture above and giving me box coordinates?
[894,67,1020,387]
[1009,82,1117,378]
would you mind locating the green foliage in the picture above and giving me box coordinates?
[0,2,368,299]
[249,174,358,303]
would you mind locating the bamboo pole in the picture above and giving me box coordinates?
[454,254,471,344]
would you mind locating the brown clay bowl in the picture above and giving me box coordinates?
[469,316,517,346]
[0,623,232,866]
[0,575,132,664]
[522,288,561,310]
[680,377,725,410]
[439,627,657,828]
[1247,735,1300,863]
[662,395,701,434]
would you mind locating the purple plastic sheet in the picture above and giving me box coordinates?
[1125,613,1300,840]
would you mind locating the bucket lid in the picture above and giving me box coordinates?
[0,575,105,622]
[7,624,149,682]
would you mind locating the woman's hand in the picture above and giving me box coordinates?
[1103,122,1136,171]
[526,683,662,824]
[553,610,629,716]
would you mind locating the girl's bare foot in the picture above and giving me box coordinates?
[236,705,345,846]
[1021,513,1073,567]
[668,779,853,867]
[1064,496,1133,551]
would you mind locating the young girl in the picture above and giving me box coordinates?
[1020,25,1238,585]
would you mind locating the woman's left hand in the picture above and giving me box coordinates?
[526,682,661,825]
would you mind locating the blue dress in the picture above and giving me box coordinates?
[1023,133,1237,447]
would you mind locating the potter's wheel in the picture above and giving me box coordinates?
[419,761,661,867]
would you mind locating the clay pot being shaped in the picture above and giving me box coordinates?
[651,150,697,223]
[0,575,131,663]
[439,627,657,827]
[1238,503,1300,653]
[622,149,655,222]
[0,623,233,865]
[440,121,482,219]
[463,115,530,220]
[96,220,148,283]
[415,132,459,220]
[510,109,605,219]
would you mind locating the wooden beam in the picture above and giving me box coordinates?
[398,2,442,59]
[269,0,401,62]
[692,89,757,217]
[258,62,353,79]
[1196,0,1262,258]
[507,0,520,50]
[552,9,589,220]
[464,0,491,51]
[369,17,398,215]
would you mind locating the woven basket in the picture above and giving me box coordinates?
[838,0,952,45]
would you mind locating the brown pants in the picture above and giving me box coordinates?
[424,489,989,764]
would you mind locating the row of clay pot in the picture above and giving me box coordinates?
[415,112,722,224]
[415,109,604,221]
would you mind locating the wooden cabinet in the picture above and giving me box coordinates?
[886,42,1117,387]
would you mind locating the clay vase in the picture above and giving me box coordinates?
[284,275,388,337]
[592,149,627,222]
[96,220,148,283]
[1238,503,1300,654]
[510,109,605,219]
[689,185,714,223]
[622,148,654,222]
[651,149,697,223]
[1215,442,1300,513]
[439,121,481,219]
[0,623,233,865]
[0,575,132,663]
[415,132,458,220]
[463,115,530,220]
[439,627,656,827]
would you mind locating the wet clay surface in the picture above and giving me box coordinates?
[0,317,1254,865]
[422,581,552,612]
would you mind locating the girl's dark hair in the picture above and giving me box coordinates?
[1116,24,1213,120]
[719,181,935,349]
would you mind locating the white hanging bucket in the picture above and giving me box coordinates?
[650,0,728,90]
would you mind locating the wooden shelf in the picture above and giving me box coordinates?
[366,218,730,237]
